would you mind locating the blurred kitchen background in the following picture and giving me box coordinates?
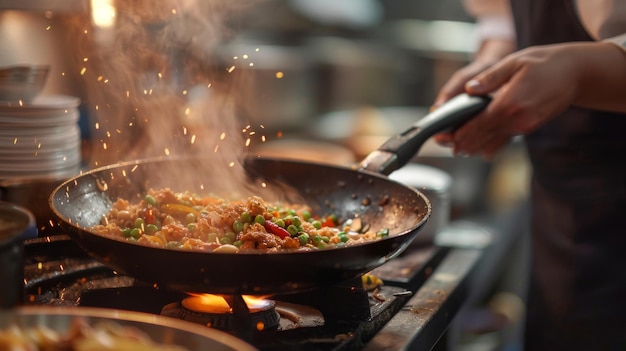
[0,1,530,350]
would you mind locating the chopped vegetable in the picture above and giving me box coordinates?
[362,273,383,290]
[263,220,290,239]
[92,188,394,253]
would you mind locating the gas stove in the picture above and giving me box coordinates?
[22,234,453,351]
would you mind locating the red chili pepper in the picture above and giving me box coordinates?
[263,221,290,239]
[144,208,156,224]
[321,217,335,227]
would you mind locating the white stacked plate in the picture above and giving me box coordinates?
[0,95,82,180]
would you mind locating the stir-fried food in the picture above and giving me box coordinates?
[91,188,390,253]
[0,318,188,351]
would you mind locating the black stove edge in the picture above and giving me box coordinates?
[362,202,530,351]
[362,248,482,351]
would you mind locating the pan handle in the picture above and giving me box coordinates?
[359,93,491,175]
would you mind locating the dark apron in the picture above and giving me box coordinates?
[509,1,626,350]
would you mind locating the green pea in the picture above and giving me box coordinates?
[301,210,311,221]
[145,224,159,234]
[274,219,285,228]
[232,220,244,233]
[312,220,322,229]
[311,234,322,244]
[298,233,309,246]
[233,240,243,247]
[134,218,144,229]
[167,241,181,249]
[122,228,132,238]
[240,212,252,223]
[287,225,298,236]
[254,215,265,225]
[144,194,157,206]
[224,232,237,242]
[184,213,196,225]
[129,228,141,239]
[321,236,330,243]
[186,223,196,232]
[338,233,349,243]
[291,216,302,227]
[377,228,390,238]
[288,209,297,216]
[219,236,233,245]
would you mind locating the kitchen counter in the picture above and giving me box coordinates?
[366,201,529,350]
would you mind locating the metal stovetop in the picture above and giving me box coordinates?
[21,207,526,351]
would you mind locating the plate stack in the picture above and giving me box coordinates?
[0,95,82,180]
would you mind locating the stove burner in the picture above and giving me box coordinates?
[22,235,444,351]
[162,297,325,332]
[163,294,281,331]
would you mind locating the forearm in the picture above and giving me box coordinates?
[573,41,626,113]
[463,0,515,62]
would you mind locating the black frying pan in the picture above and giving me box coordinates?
[49,94,489,295]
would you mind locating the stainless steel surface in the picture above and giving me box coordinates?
[389,164,452,246]
[0,202,36,308]
[0,65,49,102]
[0,177,66,235]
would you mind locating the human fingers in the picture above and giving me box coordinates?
[451,121,511,158]
[433,72,472,108]
[450,112,499,155]
[433,61,493,108]
[463,56,521,96]
[433,132,454,148]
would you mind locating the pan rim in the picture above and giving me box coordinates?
[0,306,258,350]
[49,155,431,256]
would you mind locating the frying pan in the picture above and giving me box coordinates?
[0,306,257,350]
[49,93,489,295]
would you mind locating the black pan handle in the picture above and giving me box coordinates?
[359,93,491,175]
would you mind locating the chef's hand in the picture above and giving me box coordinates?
[432,38,514,153]
[435,40,626,159]
[433,38,514,109]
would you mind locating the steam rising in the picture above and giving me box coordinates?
[73,0,277,198]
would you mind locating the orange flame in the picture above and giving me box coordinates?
[183,293,272,314]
